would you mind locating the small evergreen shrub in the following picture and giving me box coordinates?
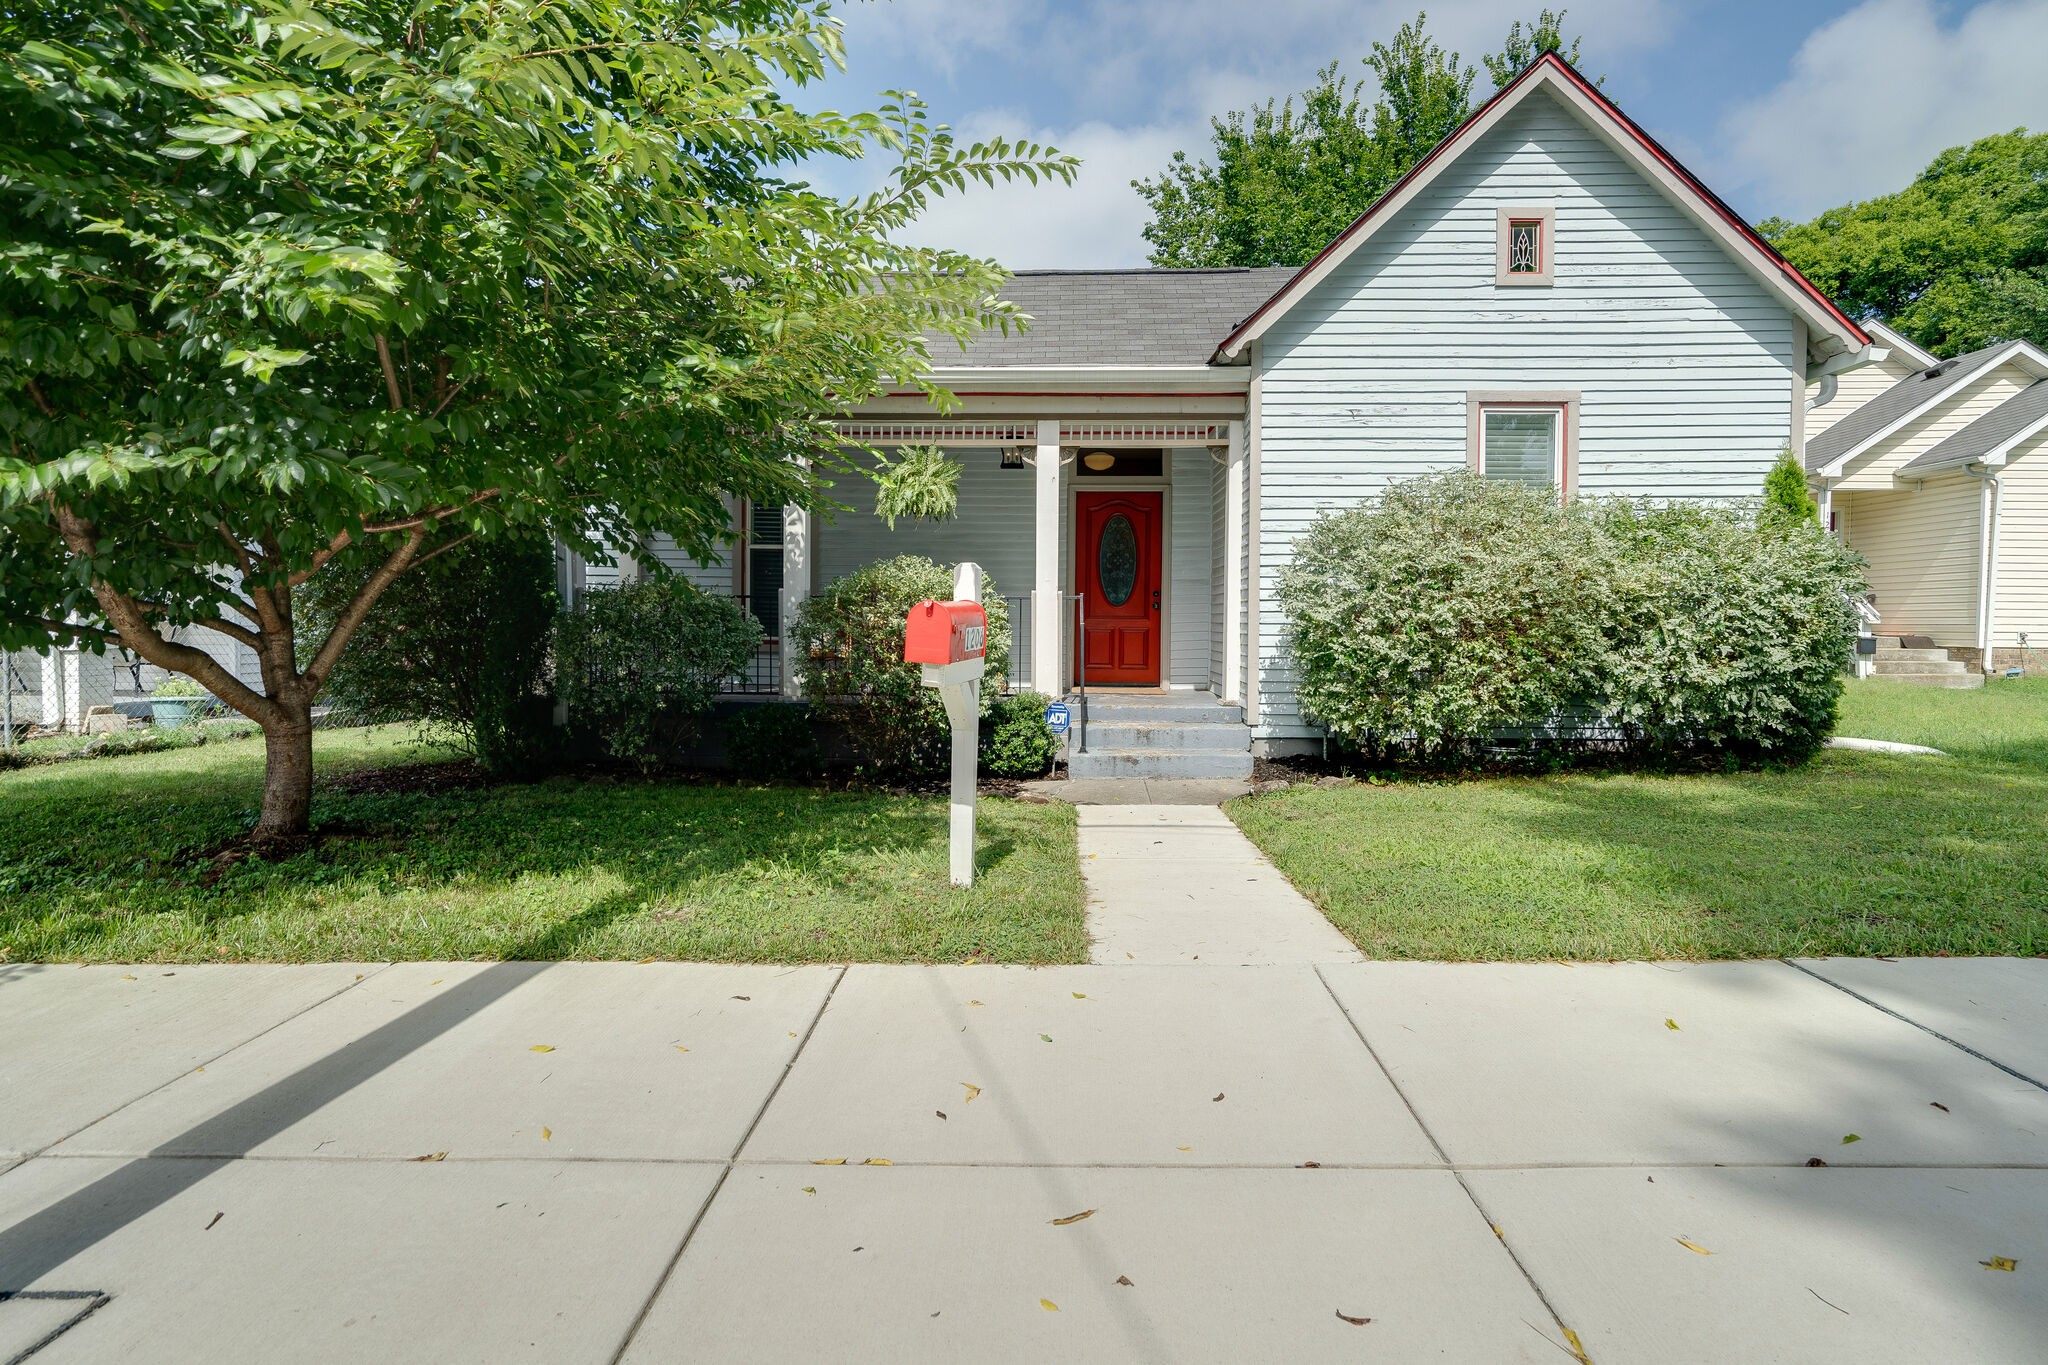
[1278,471,1867,765]
[302,536,561,775]
[791,555,1010,779]
[981,691,1062,777]
[1761,447,1820,525]
[556,579,763,765]
[724,703,823,781]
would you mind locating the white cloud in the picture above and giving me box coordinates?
[1712,0,2048,219]
[897,116,1197,268]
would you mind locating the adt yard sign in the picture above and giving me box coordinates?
[904,563,987,887]
[1044,702,1070,735]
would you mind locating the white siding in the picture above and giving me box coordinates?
[1994,433,2048,650]
[1253,90,1800,736]
[644,519,737,596]
[1834,362,2032,490]
[1169,446,1213,686]
[1842,479,1983,647]
[815,448,1037,606]
[1805,353,1920,440]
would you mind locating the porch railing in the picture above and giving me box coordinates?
[720,594,783,695]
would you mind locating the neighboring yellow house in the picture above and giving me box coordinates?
[1807,327,2048,677]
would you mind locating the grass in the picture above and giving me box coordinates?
[1229,676,2048,960]
[0,726,1085,964]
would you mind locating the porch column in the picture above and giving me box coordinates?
[1223,419,1246,704]
[780,491,811,700]
[1031,419,1063,696]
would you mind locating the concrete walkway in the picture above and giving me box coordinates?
[1075,805,1362,964]
[5,957,2048,1363]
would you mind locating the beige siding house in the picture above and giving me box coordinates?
[1808,337,2048,672]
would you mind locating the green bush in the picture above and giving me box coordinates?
[981,690,1061,777]
[1761,447,1820,524]
[1278,471,1867,764]
[556,579,762,764]
[791,555,1010,779]
[301,537,560,776]
[724,703,823,782]
[150,675,204,699]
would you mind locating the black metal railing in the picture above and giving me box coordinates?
[720,594,783,695]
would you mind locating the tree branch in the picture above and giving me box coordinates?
[302,525,428,689]
[287,529,353,588]
[51,504,275,721]
[375,333,403,412]
[191,616,264,650]
[24,378,56,417]
[360,488,500,535]
[405,530,475,572]
[34,617,118,646]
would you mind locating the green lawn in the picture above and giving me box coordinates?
[1230,677,2048,960]
[0,727,1085,964]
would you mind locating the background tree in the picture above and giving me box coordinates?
[1135,9,1592,267]
[1762,130,2048,357]
[0,1,1075,841]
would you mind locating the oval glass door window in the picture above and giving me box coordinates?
[1097,514,1138,606]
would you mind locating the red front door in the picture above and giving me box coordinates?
[1075,491,1162,685]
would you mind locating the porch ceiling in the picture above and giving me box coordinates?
[835,418,1234,448]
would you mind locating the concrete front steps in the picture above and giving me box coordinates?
[1065,690,1254,780]
[1871,636,1985,689]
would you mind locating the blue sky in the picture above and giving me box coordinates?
[796,0,2048,268]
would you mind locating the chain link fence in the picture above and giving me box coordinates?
[1,643,267,769]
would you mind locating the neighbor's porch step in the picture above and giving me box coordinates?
[1067,747,1255,781]
[1083,721,1253,751]
[1870,658,1969,677]
[1871,670,1985,689]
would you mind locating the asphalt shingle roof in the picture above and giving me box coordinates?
[1899,378,2048,474]
[929,268,1299,367]
[1806,341,2019,471]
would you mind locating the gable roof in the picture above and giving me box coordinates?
[1863,320,1937,370]
[1899,377,2048,475]
[934,268,1296,368]
[1211,52,1868,364]
[1807,340,2044,474]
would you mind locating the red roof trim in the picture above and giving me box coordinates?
[1214,52,1867,359]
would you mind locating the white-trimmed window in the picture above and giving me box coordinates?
[1468,394,1577,499]
[1496,206,1555,286]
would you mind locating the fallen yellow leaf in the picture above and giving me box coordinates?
[429,979,443,986]
[1841,1134,1861,1144]
[675,1045,690,1053]
[1983,1256,2018,1272]
[862,1157,893,1166]
[1040,1298,1059,1312]
[529,1045,555,1053]
[1176,1145,1193,1152]
[1491,1224,1503,1240]
[121,974,136,981]
[636,957,656,965]
[1676,1238,1713,1256]
[1562,1327,1590,1364]
[412,1151,447,1163]
[1050,1209,1097,1226]
[967,1000,985,1007]
[1665,1018,1680,1031]
[1072,992,1087,999]
[802,1186,816,1195]
[540,1126,551,1141]
[962,1081,982,1104]
[813,1158,847,1165]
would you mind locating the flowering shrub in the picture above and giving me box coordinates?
[1277,472,1867,764]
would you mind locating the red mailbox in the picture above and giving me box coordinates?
[903,600,988,665]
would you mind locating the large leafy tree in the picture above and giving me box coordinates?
[1762,130,2048,358]
[1135,9,1591,268]
[0,0,1073,840]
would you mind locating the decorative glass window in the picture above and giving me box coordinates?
[1480,406,1563,491]
[1096,515,1139,606]
[1507,219,1542,274]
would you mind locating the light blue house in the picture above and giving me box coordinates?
[578,54,1879,777]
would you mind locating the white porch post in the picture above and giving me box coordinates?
[1223,419,1246,704]
[780,491,811,700]
[1031,419,1063,697]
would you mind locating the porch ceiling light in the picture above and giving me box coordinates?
[1001,447,1027,469]
[1082,451,1115,471]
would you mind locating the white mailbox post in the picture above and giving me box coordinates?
[905,562,987,888]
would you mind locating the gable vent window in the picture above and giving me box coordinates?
[1496,206,1555,286]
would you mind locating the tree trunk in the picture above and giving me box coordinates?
[255,703,317,843]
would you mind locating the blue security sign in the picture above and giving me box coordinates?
[1044,702,1071,735]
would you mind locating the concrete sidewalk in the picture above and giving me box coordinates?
[4,957,2048,1362]
[1075,805,1362,964]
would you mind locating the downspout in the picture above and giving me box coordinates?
[1806,372,1837,411]
[1968,466,2002,674]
